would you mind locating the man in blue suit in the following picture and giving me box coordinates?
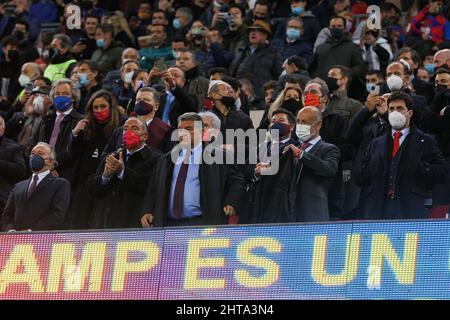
[354,91,449,219]
[1,142,71,231]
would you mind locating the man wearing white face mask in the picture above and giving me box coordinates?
[354,91,449,220]
[283,107,340,222]
[383,61,428,129]
[110,60,140,110]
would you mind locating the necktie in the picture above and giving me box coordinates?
[365,45,374,70]
[173,153,190,218]
[49,113,64,148]
[300,142,311,151]
[27,174,39,199]
[392,131,403,158]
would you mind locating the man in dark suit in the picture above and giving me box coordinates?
[244,108,298,224]
[1,142,71,231]
[0,116,27,228]
[303,78,350,218]
[141,112,245,227]
[28,78,83,184]
[103,87,175,155]
[284,107,340,221]
[354,91,449,219]
[89,117,162,229]
[345,92,390,218]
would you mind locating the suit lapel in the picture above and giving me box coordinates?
[18,179,32,203]
[296,139,323,183]
[28,174,52,199]
[397,132,417,180]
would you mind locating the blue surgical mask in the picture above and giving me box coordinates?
[53,95,73,112]
[173,18,181,30]
[424,63,435,74]
[78,73,90,87]
[96,38,105,48]
[286,28,301,40]
[291,6,304,15]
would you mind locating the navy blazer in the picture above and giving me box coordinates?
[1,174,71,231]
[353,125,449,219]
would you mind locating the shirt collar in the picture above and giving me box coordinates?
[391,127,410,137]
[57,108,72,117]
[33,170,50,183]
[126,145,145,157]
[280,137,291,144]
[305,135,321,146]
[179,143,203,164]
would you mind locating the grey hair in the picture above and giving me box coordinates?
[23,62,43,80]
[208,80,229,96]
[53,33,72,49]
[35,142,56,161]
[177,7,193,22]
[198,111,221,129]
[125,116,147,133]
[306,78,329,97]
[136,86,160,105]
[287,16,304,27]
[178,112,203,125]
[50,78,80,106]
[299,106,323,122]
[122,48,141,62]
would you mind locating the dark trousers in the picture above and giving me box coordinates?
[383,197,404,219]
[166,215,204,227]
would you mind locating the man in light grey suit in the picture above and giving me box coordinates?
[284,107,340,222]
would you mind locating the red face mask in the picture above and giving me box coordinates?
[123,130,142,150]
[303,93,321,107]
[93,108,110,122]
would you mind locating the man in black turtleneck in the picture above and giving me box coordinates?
[175,48,210,111]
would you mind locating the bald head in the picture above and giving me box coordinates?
[434,49,450,69]
[122,48,140,64]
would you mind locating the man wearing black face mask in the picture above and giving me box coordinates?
[1,142,71,231]
[12,20,39,63]
[0,36,21,116]
[103,87,174,155]
[326,65,362,120]
[309,16,366,90]
[208,80,253,132]
[43,34,77,83]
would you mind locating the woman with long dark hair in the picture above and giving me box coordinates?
[69,89,124,229]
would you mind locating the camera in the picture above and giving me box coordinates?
[3,4,16,17]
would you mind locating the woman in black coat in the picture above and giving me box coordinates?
[68,90,124,229]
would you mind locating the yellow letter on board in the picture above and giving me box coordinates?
[111,241,160,292]
[234,237,281,288]
[312,234,361,286]
[46,242,107,292]
[0,244,45,293]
